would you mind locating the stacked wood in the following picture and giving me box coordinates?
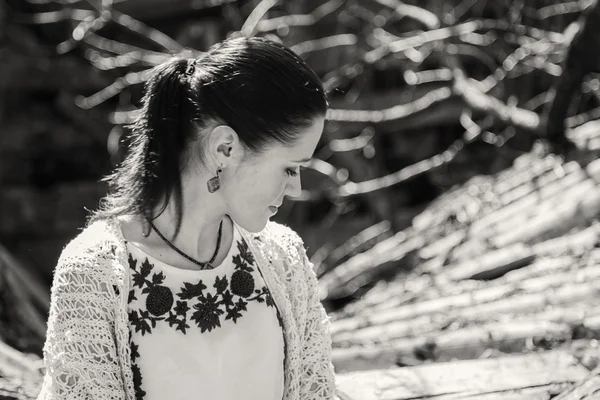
[325,119,600,400]
[0,341,43,400]
[335,350,588,400]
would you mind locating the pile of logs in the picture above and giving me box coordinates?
[331,119,600,398]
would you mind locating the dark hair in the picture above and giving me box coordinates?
[90,36,328,235]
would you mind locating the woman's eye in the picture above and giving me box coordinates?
[286,168,298,177]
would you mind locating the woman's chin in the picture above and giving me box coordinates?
[234,215,270,234]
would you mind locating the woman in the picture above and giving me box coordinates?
[37,36,335,400]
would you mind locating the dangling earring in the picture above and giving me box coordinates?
[207,166,222,193]
[142,216,151,238]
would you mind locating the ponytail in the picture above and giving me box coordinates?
[91,58,199,238]
[141,58,197,238]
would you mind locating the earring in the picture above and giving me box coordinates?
[207,167,222,193]
[142,217,151,238]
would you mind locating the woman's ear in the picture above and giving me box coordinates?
[208,125,243,168]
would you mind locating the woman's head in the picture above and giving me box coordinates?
[95,36,327,233]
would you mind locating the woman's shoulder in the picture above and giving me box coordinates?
[255,220,305,255]
[56,217,126,279]
[251,220,316,277]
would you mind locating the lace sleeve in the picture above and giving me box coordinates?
[38,254,126,400]
[297,246,337,400]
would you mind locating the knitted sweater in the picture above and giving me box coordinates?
[36,217,336,400]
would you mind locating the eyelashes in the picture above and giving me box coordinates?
[286,168,299,177]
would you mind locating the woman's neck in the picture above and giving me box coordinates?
[151,201,228,263]
[121,175,234,270]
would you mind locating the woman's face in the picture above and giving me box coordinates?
[223,117,325,232]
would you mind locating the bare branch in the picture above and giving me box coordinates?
[327,128,376,153]
[313,220,392,277]
[240,0,280,37]
[329,111,485,199]
[403,69,453,85]
[56,3,113,54]
[453,72,541,132]
[566,106,600,128]
[76,69,153,109]
[10,8,94,24]
[83,48,169,70]
[335,140,466,197]
[83,33,169,56]
[537,0,593,20]
[111,10,184,52]
[472,39,559,94]
[323,18,562,93]
[444,0,483,25]
[524,91,552,111]
[308,158,347,185]
[447,43,498,73]
[255,0,344,32]
[370,0,440,30]
[326,87,452,123]
[291,34,357,56]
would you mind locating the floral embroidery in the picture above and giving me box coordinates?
[128,238,277,335]
[129,333,146,400]
[127,237,284,400]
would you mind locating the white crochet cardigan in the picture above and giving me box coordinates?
[37,217,336,400]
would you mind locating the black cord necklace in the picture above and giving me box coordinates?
[148,219,224,270]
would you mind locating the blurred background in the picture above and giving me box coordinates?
[3,0,600,398]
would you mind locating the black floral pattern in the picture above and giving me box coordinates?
[129,332,146,400]
[127,237,284,399]
[128,238,277,336]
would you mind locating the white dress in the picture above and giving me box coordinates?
[125,224,285,400]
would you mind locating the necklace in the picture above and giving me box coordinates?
[148,219,224,270]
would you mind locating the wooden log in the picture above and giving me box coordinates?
[411,154,556,231]
[0,340,42,380]
[0,374,41,400]
[336,252,577,321]
[332,316,594,372]
[412,153,576,244]
[556,367,600,400]
[435,387,564,400]
[319,230,424,300]
[331,266,600,338]
[340,237,593,320]
[468,161,584,237]
[457,172,587,259]
[335,350,588,399]
[492,181,600,248]
[531,223,600,256]
[469,162,600,247]
[439,243,535,281]
[335,298,600,348]
[446,177,598,264]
